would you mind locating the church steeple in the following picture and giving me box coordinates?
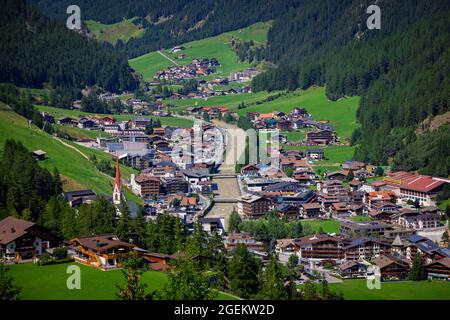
[113,158,122,206]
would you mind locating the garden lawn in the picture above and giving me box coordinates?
[300,219,340,234]
[328,279,450,300]
[9,262,238,300]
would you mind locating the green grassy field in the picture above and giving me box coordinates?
[301,219,340,234]
[85,18,145,44]
[9,262,237,300]
[0,110,139,202]
[227,21,272,44]
[36,105,193,128]
[237,87,360,139]
[283,144,356,166]
[129,21,272,81]
[54,124,112,140]
[328,279,450,300]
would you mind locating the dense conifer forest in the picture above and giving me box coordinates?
[0,0,138,95]
[251,0,450,176]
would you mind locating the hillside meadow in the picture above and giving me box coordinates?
[0,110,139,202]
[129,21,272,81]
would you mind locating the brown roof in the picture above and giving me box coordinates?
[0,216,35,244]
[71,234,134,253]
[301,203,322,210]
[374,255,409,269]
[295,234,342,246]
[426,258,450,269]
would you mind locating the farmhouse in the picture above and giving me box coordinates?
[306,129,337,145]
[0,216,52,261]
[306,148,324,160]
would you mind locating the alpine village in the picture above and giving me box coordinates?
[0,0,449,302]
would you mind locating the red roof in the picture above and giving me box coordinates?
[400,175,446,193]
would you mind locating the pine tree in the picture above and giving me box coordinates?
[116,255,148,300]
[228,209,242,233]
[257,255,288,300]
[163,252,216,300]
[409,254,426,281]
[228,244,260,299]
[116,202,132,241]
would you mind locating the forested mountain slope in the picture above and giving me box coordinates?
[0,0,137,94]
[29,0,301,58]
[251,0,450,177]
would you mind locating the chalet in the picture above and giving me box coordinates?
[0,216,52,261]
[32,149,46,161]
[276,203,299,219]
[306,129,337,145]
[373,255,410,279]
[296,234,347,262]
[355,169,372,179]
[142,252,172,271]
[69,234,135,270]
[161,176,189,194]
[326,171,346,181]
[425,258,450,280]
[131,174,160,198]
[64,189,97,207]
[342,160,366,171]
[275,239,299,255]
[237,194,273,218]
[299,202,322,218]
[224,233,267,253]
[348,179,363,192]
[339,261,369,278]
[276,120,292,131]
[264,181,303,193]
[306,148,324,160]
[153,140,170,152]
[393,208,441,230]
[78,118,96,129]
[240,164,260,177]
[318,180,347,196]
[364,191,397,209]
[58,117,77,126]
[343,238,392,261]
[404,235,450,264]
